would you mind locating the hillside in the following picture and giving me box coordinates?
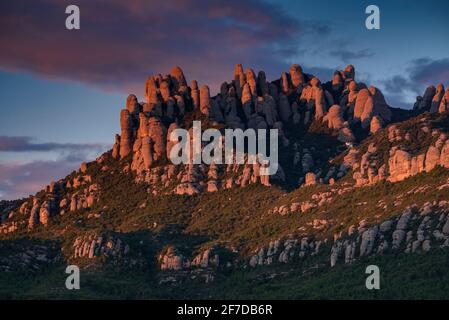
[1,63,449,299]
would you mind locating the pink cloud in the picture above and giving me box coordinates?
[0,160,77,200]
[0,0,327,94]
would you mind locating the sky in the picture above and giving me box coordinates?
[0,0,449,200]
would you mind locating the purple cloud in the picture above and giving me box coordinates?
[0,159,80,200]
[0,136,106,152]
[0,136,109,199]
[381,58,449,108]
[0,0,328,94]
[408,58,449,88]
[329,49,375,63]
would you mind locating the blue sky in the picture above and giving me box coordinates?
[0,0,448,199]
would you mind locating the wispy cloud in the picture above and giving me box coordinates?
[0,136,106,152]
[329,49,375,63]
[0,159,79,200]
[380,58,449,108]
[0,136,109,200]
[407,58,449,88]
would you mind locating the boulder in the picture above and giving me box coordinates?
[370,115,382,134]
[388,149,412,182]
[126,94,140,114]
[425,146,440,172]
[439,88,449,113]
[323,105,344,130]
[290,64,304,88]
[342,64,355,84]
[440,140,449,168]
[159,81,171,102]
[360,227,378,256]
[430,84,445,113]
[418,85,436,111]
[245,68,257,96]
[305,172,317,186]
[148,117,167,162]
[200,85,211,115]
[234,63,246,98]
[119,109,134,159]
[170,66,187,90]
[190,80,200,110]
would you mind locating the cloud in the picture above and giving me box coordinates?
[382,75,410,95]
[0,136,106,152]
[0,136,109,200]
[380,58,449,109]
[0,0,328,94]
[408,58,449,88]
[303,66,335,82]
[0,159,80,200]
[329,49,375,63]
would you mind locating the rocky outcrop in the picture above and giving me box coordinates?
[200,85,211,115]
[170,66,187,91]
[352,86,391,129]
[439,88,449,113]
[72,234,130,262]
[252,202,449,268]
[370,115,382,134]
[249,237,322,267]
[119,109,135,159]
[341,115,449,186]
[159,246,190,270]
[430,84,445,113]
[414,86,436,111]
[414,84,449,114]
[387,137,448,183]
[0,241,60,272]
[191,247,220,268]
[290,64,305,89]
[104,63,398,196]
[159,246,224,272]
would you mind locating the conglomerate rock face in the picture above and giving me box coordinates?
[1,62,448,280]
[414,84,449,114]
[106,63,417,195]
[337,114,449,186]
[249,201,449,268]
[3,62,448,232]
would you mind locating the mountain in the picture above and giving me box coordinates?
[1,63,449,299]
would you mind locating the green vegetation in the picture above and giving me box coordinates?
[2,248,449,299]
[1,112,449,299]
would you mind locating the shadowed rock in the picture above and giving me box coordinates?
[370,115,382,134]
[290,64,305,88]
[431,84,445,113]
[418,85,436,111]
[245,68,257,96]
[200,85,211,115]
[126,94,140,114]
[170,66,187,90]
[439,88,449,113]
[190,80,200,110]
[119,109,134,159]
